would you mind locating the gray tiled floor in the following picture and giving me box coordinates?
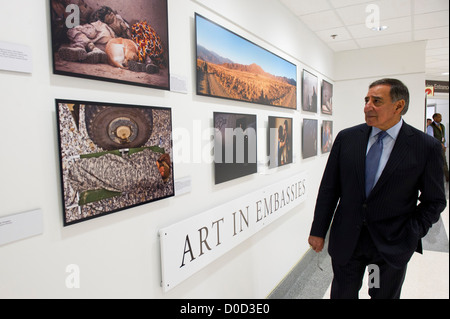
[267,238,332,299]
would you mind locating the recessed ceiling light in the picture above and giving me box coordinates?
[371,25,388,31]
[442,72,449,76]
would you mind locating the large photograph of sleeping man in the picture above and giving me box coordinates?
[50,0,169,89]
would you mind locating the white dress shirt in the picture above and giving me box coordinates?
[366,118,403,186]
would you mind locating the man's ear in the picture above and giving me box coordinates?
[395,100,405,113]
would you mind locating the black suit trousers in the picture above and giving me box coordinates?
[330,227,407,299]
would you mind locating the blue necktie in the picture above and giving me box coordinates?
[365,131,388,197]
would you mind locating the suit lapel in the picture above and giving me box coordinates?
[356,124,371,197]
[369,122,413,198]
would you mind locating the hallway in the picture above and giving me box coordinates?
[269,187,449,299]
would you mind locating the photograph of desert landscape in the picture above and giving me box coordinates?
[196,14,297,109]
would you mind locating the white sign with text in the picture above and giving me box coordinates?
[159,172,307,292]
[0,41,32,73]
[0,209,43,246]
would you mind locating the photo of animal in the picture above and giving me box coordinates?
[105,37,139,69]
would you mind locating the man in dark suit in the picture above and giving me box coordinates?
[308,78,447,299]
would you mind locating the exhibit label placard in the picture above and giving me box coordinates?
[159,172,307,292]
[0,209,43,246]
[0,41,32,73]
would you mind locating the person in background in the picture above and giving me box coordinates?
[308,78,446,299]
[427,113,449,182]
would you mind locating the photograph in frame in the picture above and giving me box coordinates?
[214,112,257,184]
[196,14,297,109]
[50,0,170,90]
[56,99,174,226]
[302,118,318,159]
[321,120,333,154]
[302,69,318,113]
[321,79,333,115]
[267,116,293,169]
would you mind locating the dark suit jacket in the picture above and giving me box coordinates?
[310,121,446,268]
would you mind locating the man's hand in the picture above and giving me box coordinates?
[308,236,324,253]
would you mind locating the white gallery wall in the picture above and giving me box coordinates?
[0,0,427,298]
[333,41,427,134]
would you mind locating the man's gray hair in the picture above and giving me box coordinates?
[369,78,410,115]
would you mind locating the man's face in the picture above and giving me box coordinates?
[364,85,404,131]
[434,114,442,123]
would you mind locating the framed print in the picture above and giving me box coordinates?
[321,80,333,115]
[50,0,169,90]
[321,120,333,153]
[302,70,318,112]
[302,118,318,159]
[268,116,293,168]
[196,14,297,109]
[214,112,257,184]
[56,99,174,226]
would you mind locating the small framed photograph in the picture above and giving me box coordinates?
[214,112,257,184]
[321,80,333,115]
[302,70,318,112]
[56,99,174,226]
[321,120,333,153]
[302,118,318,159]
[267,116,293,168]
[50,0,169,90]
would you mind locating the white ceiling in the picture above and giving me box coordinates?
[279,0,449,81]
